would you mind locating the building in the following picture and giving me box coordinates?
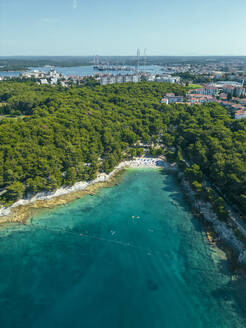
[162,93,184,104]
[235,110,246,119]
[222,84,235,94]
[155,75,180,83]
[115,75,124,83]
[187,94,214,104]
[235,87,245,97]
[160,97,169,104]
[132,75,140,83]
[100,76,109,85]
[215,81,243,87]
[221,85,245,97]
[230,104,245,111]
[192,86,218,96]
[60,81,68,87]
[49,69,60,78]
[50,78,58,85]
[40,79,48,84]
[100,76,116,85]
[124,75,133,83]
[219,93,227,100]
[168,96,184,103]
[239,98,246,105]
[100,74,140,85]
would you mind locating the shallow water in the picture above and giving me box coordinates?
[0,169,245,328]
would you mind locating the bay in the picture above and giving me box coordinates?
[0,169,245,327]
[0,65,163,78]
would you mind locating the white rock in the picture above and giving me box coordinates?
[0,157,171,218]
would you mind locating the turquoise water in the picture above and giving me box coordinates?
[0,169,245,328]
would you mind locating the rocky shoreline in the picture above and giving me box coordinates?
[178,172,246,269]
[0,157,174,225]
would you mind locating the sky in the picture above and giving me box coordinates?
[0,0,246,56]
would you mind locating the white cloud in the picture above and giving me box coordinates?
[72,0,78,9]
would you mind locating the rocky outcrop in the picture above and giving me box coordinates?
[179,173,246,268]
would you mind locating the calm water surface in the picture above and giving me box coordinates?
[0,65,163,77]
[0,169,245,328]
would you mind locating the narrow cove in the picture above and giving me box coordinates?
[0,169,245,328]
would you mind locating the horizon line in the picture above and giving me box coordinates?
[1,55,246,58]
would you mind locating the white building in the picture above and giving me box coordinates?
[115,75,124,83]
[155,75,180,83]
[50,78,58,85]
[132,75,140,83]
[124,75,133,83]
[40,79,48,84]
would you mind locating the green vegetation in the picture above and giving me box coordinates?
[188,84,203,89]
[0,65,29,72]
[176,72,212,84]
[0,81,245,220]
[0,57,93,71]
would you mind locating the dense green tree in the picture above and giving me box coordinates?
[65,167,77,186]
[4,182,25,203]
[0,80,245,219]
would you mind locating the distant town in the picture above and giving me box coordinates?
[0,56,246,120]
[161,81,246,119]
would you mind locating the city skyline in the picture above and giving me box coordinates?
[0,0,246,56]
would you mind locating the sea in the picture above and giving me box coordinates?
[0,65,164,78]
[0,169,245,328]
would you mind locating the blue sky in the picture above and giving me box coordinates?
[0,0,246,56]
